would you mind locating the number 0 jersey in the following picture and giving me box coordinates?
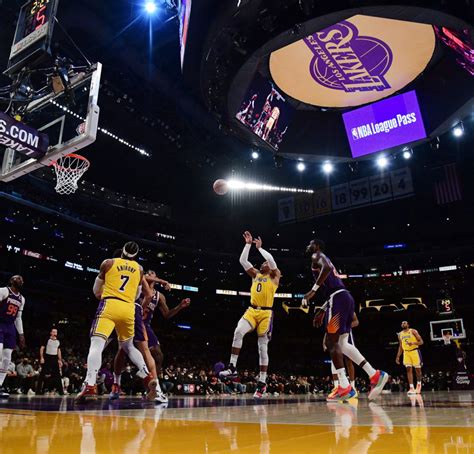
[250,273,278,308]
[0,287,25,324]
[101,258,141,304]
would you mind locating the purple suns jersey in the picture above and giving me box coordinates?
[142,290,160,325]
[312,254,346,300]
[0,287,24,323]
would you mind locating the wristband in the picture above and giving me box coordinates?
[311,283,320,292]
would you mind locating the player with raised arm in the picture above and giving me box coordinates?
[76,242,157,403]
[0,275,26,399]
[110,270,190,403]
[304,239,388,401]
[220,232,281,399]
[396,321,424,394]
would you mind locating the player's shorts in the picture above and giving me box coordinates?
[90,297,135,342]
[0,322,16,349]
[325,289,354,336]
[403,349,423,368]
[243,307,274,338]
[133,304,148,343]
[145,324,160,348]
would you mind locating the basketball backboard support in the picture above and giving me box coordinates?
[430,318,466,341]
[0,62,101,182]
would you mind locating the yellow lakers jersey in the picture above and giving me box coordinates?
[250,273,278,308]
[102,258,141,304]
[399,329,418,351]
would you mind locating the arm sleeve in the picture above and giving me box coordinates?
[258,248,277,270]
[0,287,9,300]
[14,298,24,335]
[239,244,253,271]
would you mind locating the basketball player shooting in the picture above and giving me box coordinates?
[76,242,157,403]
[303,239,388,401]
[220,232,281,399]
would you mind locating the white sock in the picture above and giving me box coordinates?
[85,337,106,385]
[230,354,238,367]
[113,373,121,386]
[350,380,356,389]
[336,368,350,388]
[119,339,150,379]
[409,384,414,389]
[362,363,377,378]
[333,379,339,387]
[259,372,267,383]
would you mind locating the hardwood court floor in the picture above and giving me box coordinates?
[0,391,472,453]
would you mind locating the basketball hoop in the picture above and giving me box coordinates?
[51,153,90,195]
[442,333,452,345]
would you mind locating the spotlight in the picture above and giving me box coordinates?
[297,162,306,172]
[402,148,413,160]
[145,1,157,13]
[251,151,259,160]
[453,123,464,138]
[322,161,334,174]
[376,155,389,169]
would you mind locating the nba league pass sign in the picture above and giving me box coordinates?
[343,90,427,158]
[269,15,436,108]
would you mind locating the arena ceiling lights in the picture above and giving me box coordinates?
[269,15,436,109]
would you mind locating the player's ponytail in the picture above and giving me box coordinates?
[122,241,139,259]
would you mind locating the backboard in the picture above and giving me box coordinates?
[430,318,466,341]
[0,62,101,182]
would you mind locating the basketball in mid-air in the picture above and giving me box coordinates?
[213,179,228,195]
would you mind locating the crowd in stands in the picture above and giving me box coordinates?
[2,343,463,398]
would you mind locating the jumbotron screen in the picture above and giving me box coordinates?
[435,26,474,76]
[236,73,294,150]
[343,90,427,158]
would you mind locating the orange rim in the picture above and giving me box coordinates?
[50,153,90,171]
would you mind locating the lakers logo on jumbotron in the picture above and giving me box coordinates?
[304,21,393,93]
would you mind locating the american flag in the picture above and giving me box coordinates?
[433,163,462,205]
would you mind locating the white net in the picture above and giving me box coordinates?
[443,334,452,345]
[52,154,90,195]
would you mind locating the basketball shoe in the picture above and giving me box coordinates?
[253,382,267,399]
[109,383,121,400]
[75,384,97,403]
[368,370,389,400]
[326,385,357,402]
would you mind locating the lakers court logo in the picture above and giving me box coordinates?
[269,15,436,108]
[304,21,392,93]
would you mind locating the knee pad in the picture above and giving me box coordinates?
[233,319,252,347]
[257,336,269,366]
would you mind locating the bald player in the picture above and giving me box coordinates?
[304,239,388,401]
[220,232,281,399]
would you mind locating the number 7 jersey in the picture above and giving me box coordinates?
[101,258,141,304]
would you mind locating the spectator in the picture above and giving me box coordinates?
[16,358,36,394]
[4,361,18,393]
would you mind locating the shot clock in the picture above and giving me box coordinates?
[5,0,59,76]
